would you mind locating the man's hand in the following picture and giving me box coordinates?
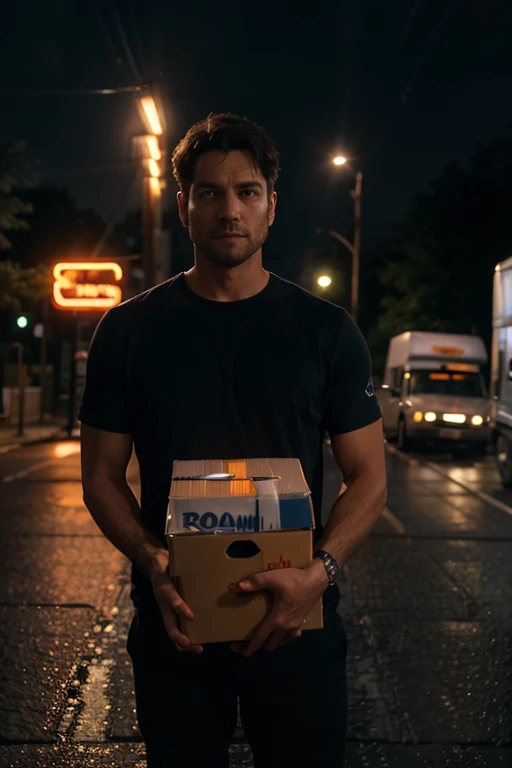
[230,559,328,657]
[150,555,203,654]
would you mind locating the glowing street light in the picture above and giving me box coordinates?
[133,92,165,290]
[317,275,332,288]
[145,135,161,161]
[138,96,163,135]
[148,158,161,178]
[333,156,347,166]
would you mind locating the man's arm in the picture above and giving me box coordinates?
[231,419,386,657]
[80,423,203,653]
[314,418,387,567]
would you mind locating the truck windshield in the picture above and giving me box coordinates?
[408,371,486,397]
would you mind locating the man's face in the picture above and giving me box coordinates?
[178,150,277,268]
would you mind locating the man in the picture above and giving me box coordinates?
[80,112,386,768]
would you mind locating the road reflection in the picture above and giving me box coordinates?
[53,442,81,459]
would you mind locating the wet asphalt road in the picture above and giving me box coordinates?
[0,439,510,768]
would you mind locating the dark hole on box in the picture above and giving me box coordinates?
[226,540,261,559]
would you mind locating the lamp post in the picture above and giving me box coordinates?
[351,170,363,324]
[12,342,25,437]
[318,157,363,323]
[133,94,165,290]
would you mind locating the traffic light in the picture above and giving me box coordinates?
[16,315,28,329]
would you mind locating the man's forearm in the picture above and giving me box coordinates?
[83,477,168,579]
[315,471,386,567]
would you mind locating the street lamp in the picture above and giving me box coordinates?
[147,158,161,178]
[317,157,363,323]
[138,96,163,136]
[132,93,166,289]
[317,275,332,288]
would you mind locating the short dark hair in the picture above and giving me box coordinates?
[171,113,280,197]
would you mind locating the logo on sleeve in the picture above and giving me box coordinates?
[365,378,375,397]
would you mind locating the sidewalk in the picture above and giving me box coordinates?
[0,420,67,450]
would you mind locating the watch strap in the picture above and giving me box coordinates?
[313,549,340,586]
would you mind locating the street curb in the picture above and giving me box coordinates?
[0,427,68,453]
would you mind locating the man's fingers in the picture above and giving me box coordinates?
[242,622,273,657]
[236,571,276,593]
[169,627,203,654]
[280,628,302,646]
[264,629,287,652]
[155,578,195,621]
[154,579,199,649]
[230,623,272,657]
[230,642,245,654]
[171,595,194,620]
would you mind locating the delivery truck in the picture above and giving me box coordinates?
[380,331,490,451]
[491,257,512,485]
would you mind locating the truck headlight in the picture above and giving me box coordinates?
[471,415,484,426]
[413,411,423,422]
[424,412,436,422]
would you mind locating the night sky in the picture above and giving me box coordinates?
[1,0,511,277]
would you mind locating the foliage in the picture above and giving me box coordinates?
[370,136,512,369]
[0,142,36,250]
[0,260,51,310]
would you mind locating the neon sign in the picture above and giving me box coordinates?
[53,262,123,310]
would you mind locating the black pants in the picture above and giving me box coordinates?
[127,586,348,768]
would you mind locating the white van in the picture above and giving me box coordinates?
[491,257,512,485]
[380,331,491,451]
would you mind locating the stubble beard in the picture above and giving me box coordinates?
[190,218,270,269]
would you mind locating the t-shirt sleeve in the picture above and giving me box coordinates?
[324,311,382,436]
[78,309,133,434]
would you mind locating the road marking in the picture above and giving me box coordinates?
[385,443,512,519]
[3,459,61,483]
[1,444,80,483]
[0,444,21,454]
[385,441,415,464]
[427,461,512,518]
[381,507,406,535]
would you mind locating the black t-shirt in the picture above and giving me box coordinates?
[79,272,381,605]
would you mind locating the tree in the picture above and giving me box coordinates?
[0,260,51,310]
[0,142,35,250]
[371,136,512,369]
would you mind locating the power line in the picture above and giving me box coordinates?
[91,164,140,257]
[361,0,464,166]
[399,0,459,103]
[92,1,123,69]
[400,0,422,48]
[43,161,139,176]
[1,84,151,96]
[129,4,149,80]
[113,6,143,83]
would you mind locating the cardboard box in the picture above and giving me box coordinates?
[165,458,323,644]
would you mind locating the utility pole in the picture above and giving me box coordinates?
[143,176,162,290]
[39,296,49,423]
[351,171,363,325]
[133,91,166,290]
[316,163,364,323]
[13,342,25,437]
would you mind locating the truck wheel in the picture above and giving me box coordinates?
[496,435,512,488]
[397,419,409,451]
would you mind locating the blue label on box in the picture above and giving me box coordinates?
[182,511,259,532]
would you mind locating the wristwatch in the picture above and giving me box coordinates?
[313,549,341,586]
